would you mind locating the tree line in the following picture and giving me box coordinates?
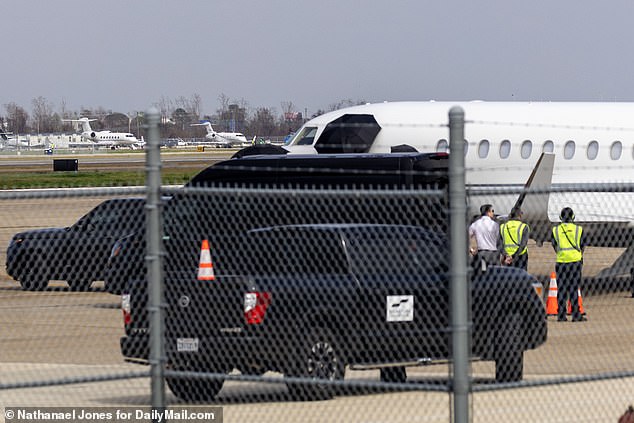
[1,94,366,139]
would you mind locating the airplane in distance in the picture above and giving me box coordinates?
[0,130,44,149]
[0,130,19,148]
[63,117,144,149]
[284,100,634,277]
[191,121,248,147]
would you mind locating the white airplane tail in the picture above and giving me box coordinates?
[191,121,215,135]
[63,117,97,133]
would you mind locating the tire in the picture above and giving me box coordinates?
[20,275,48,291]
[68,280,92,292]
[495,312,524,383]
[166,365,225,402]
[286,328,345,401]
[380,366,407,383]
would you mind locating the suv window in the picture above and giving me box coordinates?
[246,228,349,276]
[345,227,448,276]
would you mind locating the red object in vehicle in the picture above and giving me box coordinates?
[122,294,132,325]
[244,292,271,325]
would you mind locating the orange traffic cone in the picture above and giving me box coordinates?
[197,239,215,281]
[546,272,558,316]
[567,288,586,315]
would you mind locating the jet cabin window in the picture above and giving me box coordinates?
[611,141,622,160]
[542,140,554,153]
[587,141,599,160]
[436,139,448,153]
[478,140,489,158]
[499,140,511,159]
[292,127,318,146]
[564,140,576,159]
[521,140,532,159]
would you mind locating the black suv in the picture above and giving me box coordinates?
[122,224,547,401]
[6,198,145,291]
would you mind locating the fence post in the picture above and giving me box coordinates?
[145,107,166,414]
[449,106,470,423]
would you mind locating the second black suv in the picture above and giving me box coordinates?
[6,198,145,291]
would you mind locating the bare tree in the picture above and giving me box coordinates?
[328,98,367,112]
[217,93,230,114]
[31,96,55,133]
[4,102,29,133]
[247,107,277,136]
[191,93,202,119]
[280,101,296,115]
[155,96,174,124]
[104,113,129,132]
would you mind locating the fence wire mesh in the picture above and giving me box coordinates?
[1,167,634,422]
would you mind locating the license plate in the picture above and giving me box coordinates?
[177,337,199,352]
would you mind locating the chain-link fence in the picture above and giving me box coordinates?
[1,118,634,422]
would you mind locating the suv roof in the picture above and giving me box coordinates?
[186,152,448,188]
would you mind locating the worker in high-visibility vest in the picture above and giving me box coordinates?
[500,207,530,270]
[551,207,587,322]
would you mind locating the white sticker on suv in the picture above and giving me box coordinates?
[386,295,414,322]
[177,337,199,352]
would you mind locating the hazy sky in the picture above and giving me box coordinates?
[3,1,634,117]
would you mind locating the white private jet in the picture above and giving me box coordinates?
[0,130,19,148]
[284,101,634,276]
[191,121,248,147]
[63,117,144,149]
[0,130,44,149]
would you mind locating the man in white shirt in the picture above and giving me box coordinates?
[468,204,501,267]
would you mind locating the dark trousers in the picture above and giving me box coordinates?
[477,250,499,267]
[556,261,583,321]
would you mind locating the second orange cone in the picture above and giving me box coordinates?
[546,272,558,315]
[546,271,586,316]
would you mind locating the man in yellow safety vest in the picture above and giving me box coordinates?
[500,207,530,271]
[551,207,587,322]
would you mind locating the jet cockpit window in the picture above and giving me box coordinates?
[291,127,318,146]
[521,140,532,159]
[477,140,489,158]
[436,139,448,153]
[564,140,576,160]
[587,141,599,160]
[542,140,554,153]
[610,141,622,160]
[499,140,511,159]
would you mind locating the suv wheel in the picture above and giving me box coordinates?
[286,328,345,401]
[20,275,48,291]
[166,364,225,402]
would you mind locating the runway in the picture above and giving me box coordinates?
[0,150,235,173]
